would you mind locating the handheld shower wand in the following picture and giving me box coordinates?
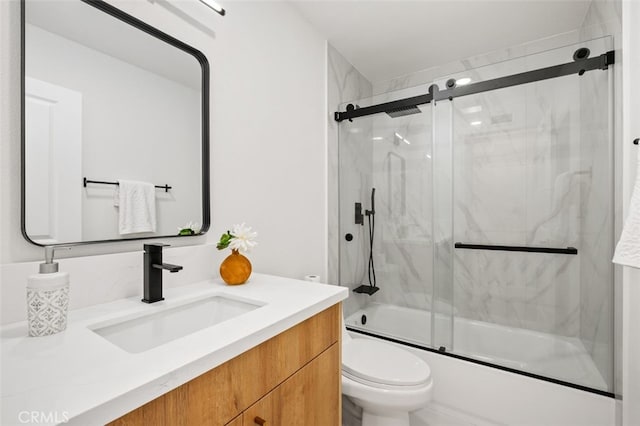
[365,188,376,289]
[366,188,375,217]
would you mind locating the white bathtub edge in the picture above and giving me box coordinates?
[349,332,616,426]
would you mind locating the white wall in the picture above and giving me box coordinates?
[0,0,327,324]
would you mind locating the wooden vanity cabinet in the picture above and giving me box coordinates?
[109,303,341,426]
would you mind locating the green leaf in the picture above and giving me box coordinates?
[216,231,235,250]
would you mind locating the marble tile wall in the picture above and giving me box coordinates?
[361,35,594,344]
[449,51,585,338]
[368,105,434,311]
[334,83,441,317]
[346,37,602,337]
[326,44,373,316]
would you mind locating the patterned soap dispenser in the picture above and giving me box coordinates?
[27,246,71,337]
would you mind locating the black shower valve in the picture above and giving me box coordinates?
[355,202,364,225]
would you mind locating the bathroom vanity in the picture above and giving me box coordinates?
[0,274,347,425]
[110,303,340,425]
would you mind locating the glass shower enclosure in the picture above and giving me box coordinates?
[337,38,615,394]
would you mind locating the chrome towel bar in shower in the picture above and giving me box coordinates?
[454,243,578,255]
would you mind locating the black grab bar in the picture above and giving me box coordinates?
[454,243,578,255]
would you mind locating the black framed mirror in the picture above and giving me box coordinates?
[21,0,210,246]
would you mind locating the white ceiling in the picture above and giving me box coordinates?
[290,0,592,83]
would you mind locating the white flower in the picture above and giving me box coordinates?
[229,223,258,253]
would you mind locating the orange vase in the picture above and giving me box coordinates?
[220,249,252,285]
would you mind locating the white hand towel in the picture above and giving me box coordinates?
[613,149,640,269]
[115,179,156,235]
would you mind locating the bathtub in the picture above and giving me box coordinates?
[345,302,607,392]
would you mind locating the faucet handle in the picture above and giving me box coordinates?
[144,243,170,253]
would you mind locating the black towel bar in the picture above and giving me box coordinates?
[83,177,171,192]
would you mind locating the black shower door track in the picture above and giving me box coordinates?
[334,49,615,122]
[346,326,616,398]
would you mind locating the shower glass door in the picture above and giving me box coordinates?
[337,36,615,395]
[438,37,614,393]
[338,89,450,350]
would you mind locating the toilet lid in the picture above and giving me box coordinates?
[342,339,431,387]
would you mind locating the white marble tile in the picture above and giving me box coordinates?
[327,43,372,290]
[326,43,374,317]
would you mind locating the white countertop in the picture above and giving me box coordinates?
[0,273,348,426]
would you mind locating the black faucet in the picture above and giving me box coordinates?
[142,243,183,303]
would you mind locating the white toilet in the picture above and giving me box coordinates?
[342,324,433,426]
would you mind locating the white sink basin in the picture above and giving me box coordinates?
[90,295,263,353]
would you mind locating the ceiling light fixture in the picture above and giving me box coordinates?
[372,136,384,141]
[200,0,226,16]
[470,120,482,126]
[457,77,472,86]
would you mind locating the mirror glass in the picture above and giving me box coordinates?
[22,0,209,245]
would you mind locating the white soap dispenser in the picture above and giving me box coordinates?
[26,246,71,337]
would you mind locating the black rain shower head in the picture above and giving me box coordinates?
[385,105,422,118]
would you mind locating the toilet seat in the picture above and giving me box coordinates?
[342,339,431,389]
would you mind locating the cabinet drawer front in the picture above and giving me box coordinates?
[274,343,341,426]
[243,343,341,426]
[110,303,340,425]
